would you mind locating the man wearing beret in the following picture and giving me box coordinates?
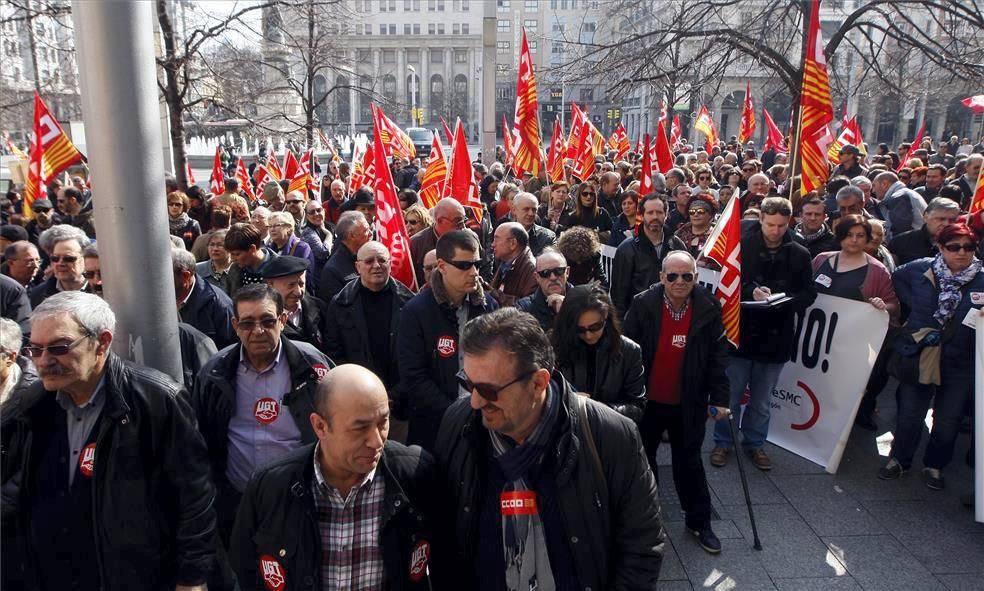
[261,255,330,350]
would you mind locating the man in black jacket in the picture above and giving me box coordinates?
[231,364,445,591]
[611,193,687,319]
[1,274,30,335]
[173,247,236,349]
[261,255,330,349]
[435,307,664,590]
[516,250,571,332]
[795,196,838,258]
[623,251,731,554]
[316,210,371,302]
[3,291,216,591]
[888,197,960,266]
[192,285,334,543]
[397,230,497,450]
[711,197,816,471]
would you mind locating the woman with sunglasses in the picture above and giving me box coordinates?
[880,223,983,490]
[166,190,202,250]
[673,193,718,257]
[550,285,645,423]
[559,183,613,244]
[401,203,433,238]
[693,165,719,198]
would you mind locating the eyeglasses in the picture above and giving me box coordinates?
[688,208,709,216]
[270,223,292,229]
[943,243,977,253]
[665,272,695,283]
[168,202,183,207]
[235,317,279,332]
[82,270,101,280]
[34,208,51,214]
[306,207,324,214]
[23,332,93,358]
[576,320,607,334]
[444,259,480,270]
[406,219,422,226]
[741,168,755,173]
[358,256,390,265]
[536,266,567,278]
[50,255,79,264]
[580,192,596,197]
[456,368,536,402]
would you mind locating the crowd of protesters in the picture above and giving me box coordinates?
[0,128,982,590]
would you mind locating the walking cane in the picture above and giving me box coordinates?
[711,407,763,550]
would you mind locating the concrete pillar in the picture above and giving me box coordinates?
[72,0,182,380]
[481,2,496,162]
[420,47,430,122]
[397,48,406,112]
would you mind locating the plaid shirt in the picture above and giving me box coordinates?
[311,444,386,591]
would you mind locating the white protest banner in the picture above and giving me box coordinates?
[766,294,888,474]
[975,312,983,523]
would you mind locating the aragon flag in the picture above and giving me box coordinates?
[510,28,542,177]
[698,194,742,348]
[23,92,83,218]
[419,132,448,209]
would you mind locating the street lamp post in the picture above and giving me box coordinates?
[408,65,418,126]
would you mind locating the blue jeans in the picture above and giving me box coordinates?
[890,367,975,470]
[713,357,785,450]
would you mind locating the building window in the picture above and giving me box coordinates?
[560,0,567,8]
[579,88,594,102]
[462,0,469,10]
[524,19,537,32]
[496,63,511,74]
[383,49,396,63]
[365,24,372,34]
[583,22,596,32]
[551,43,564,54]
[437,23,445,34]
[497,41,511,54]
[552,23,564,32]
[529,40,537,53]
[413,0,421,9]
[428,23,436,34]
[404,23,411,34]
[496,85,513,99]
[413,23,420,34]
[404,0,412,8]
[437,0,445,10]
[524,0,538,8]
[358,49,371,62]
[428,0,435,10]
[389,23,397,34]
[453,23,460,34]
[455,49,468,63]
[497,0,511,10]
[497,18,510,32]
[380,1,387,10]
[462,23,469,34]
[431,49,444,63]
[379,24,387,34]
[407,49,420,62]
[356,24,363,34]
[551,0,556,7]
[389,0,397,9]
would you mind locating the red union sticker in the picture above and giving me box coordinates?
[436,335,457,358]
[259,555,286,591]
[500,491,538,516]
[254,398,280,425]
[312,363,330,381]
[408,539,430,582]
[78,443,96,478]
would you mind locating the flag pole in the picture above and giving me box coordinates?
[787,0,811,197]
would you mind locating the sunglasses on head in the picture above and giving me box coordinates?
[456,368,536,402]
[50,255,79,264]
[943,243,976,253]
[576,320,606,334]
[665,272,695,283]
[536,266,567,278]
[443,258,480,270]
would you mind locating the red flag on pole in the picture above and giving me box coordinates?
[738,82,756,144]
[797,0,835,196]
[349,144,376,193]
[654,120,674,174]
[265,140,283,180]
[444,119,482,217]
[373,104,417,160]
[288,149,316,194]
[510,28,542,177]
[419,132,448,209]
[370,118,418,292]
[501,113,514,165]
[897,121,926,171]
[209,146,224,195]
[282,150,300,183]
[186,160,197,186]
[566,101,585,162]
[235,158,255,202]
[762,108,786,154]
[669,115,682,148]
[698,195,742,347]
[546,118,566,183]
[440,117,454,146]
[612,123,629,162]
[639,134,653,195]
[572,120,595,181]
[23,92,84,218]
[694,105,719,153]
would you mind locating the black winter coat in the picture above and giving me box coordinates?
[738,223,817,363]
[623,284,731,443]
[181,276,236,349]
[556,335,646,423]
[516,287,562,332]
[888,226,935,267]
[434,375,664,590]
[178,322,218,393]
[316,242,358,303]
[324,277,415,390]
[231,441,446,591]
[611,230,688,319]
[0,274,31,334]
[282,294,331,351]
[1,354,217,590]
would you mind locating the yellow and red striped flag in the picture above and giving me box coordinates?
[373,104,416,161]
[694,105,719,153]
[264,140,283,181]
[611,123,629,161]
[235,158,256,202]
[826,116,867,161]
[738,81,756,144]
[698,194,742,347]
[23,93,84,218]
[546,119,565,183]
[502,113,515,165]
[510,28,542,177]
[4,134,27,160]
[572,119,596,181]
[287,149,317,195]
[419,132,447,209]
[566,101,586,162]
[349,144,375,193]
[969,162,984,215]
[797,0,834,196]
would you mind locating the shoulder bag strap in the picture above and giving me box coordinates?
[577,394,607,491]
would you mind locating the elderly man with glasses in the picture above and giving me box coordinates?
[29,224,93,308]
[409,197,467,288]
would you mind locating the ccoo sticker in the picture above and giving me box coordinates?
[254,398,280,425]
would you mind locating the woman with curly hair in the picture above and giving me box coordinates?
[166,190,202,250]
[551,285,646,423]
[557,225,609,288]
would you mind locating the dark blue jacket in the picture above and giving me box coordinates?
[180,276,236,349]
[892,257,984,369]
[316,242,357,303]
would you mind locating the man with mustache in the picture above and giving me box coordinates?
[2,291,216,591]
[517,250,572,332]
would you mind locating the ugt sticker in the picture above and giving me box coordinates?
[254,398,280,425]
[436,335,457,358]
[259,555,286,591]
[312,363,330,381]
[408,540,430,582]
[78,443,96,478]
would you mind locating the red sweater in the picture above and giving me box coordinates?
[647,303,692,404]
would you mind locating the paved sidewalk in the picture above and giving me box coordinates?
[655,382,983,591]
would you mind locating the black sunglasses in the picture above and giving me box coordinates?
[50,255,79,264]
[456,368,536,402]
[236,317,279,331]
[536,266,567,278]
[665,272,695,283]
[943,243,976,253]
[443,259,480,270]
[82,270,101,280]
[580,192,597,197]
[576,320,606,334]
[23,331,94,358]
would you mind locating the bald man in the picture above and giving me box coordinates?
[489,222,538,307]
[410,198,467,287]
[231,365,445,591]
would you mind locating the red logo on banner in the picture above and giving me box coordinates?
[436,336,457,358]
[79,443,96,478]
[500,491,538,516]
[790,381,821,431]
[259,555,286,591]
[254,398,280,425]
[408,540,431,582]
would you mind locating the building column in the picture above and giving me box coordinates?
[373,48,381,85]
[420,47,430,122]
[397,48,406,113]
[471,47,480,136]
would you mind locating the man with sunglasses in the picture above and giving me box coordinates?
[517,250,571,331]
[29,224,93,308]
[623,251,731,554]
[4,291,216,591]
[397,230,498,450]
[24,198,59,245]
[410,198,467,288]
[192,285,334,546]
[434,307,664,589]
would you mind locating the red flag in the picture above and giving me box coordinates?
[669,115,682,148]
[265,140,283,180]
[694,105,719,153]
[209,146,224,195]
[572,120,595,181]
[235,158,255,202]
[658,97,668,125]
[738,82,756,144]
[654,120,674,174]
[440,117,454,147]
[612,123,630,161]
[797,0,835,196]
[23,93,84,218]
[639,134,653,195]
[370,119,418,292]
[444,119,482,217]
[349,144,375,193]
[186,160,197,186]
[698,195,742,347]
[510,29,542,177]
[762,108,786,154]
[839,103,850,131]
[373,104,417,160]
[546,119,566,183]
[897,121,926,171]
[502,113,514,165]
[566,101,586,162]
[254,164,272,192]
[419,132,448,209]
[961,95,984,114]
[282,150,300,182]
[288,149,316,194]
[634,136,642,156]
